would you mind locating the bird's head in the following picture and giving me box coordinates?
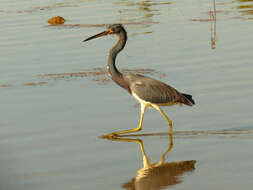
[83,24,125,42]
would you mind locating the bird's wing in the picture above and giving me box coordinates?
[126,74,184,104]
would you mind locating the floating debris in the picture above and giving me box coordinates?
[48,16,66,25]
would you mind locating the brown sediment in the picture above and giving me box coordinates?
[191,18,214,22]
[92,77,110,85]
[116,1,172,6]
[191,14,245,22]
[48,16,66,25]
[37,68,166,85]
[0,84,11,87]
[24,81,48,87]
[37,68,108,85]
[193,10,247,21]
[47,23,109,28]
[37,72,88,79]
[46,21,159,28]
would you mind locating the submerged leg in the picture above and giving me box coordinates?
[151,104,173,135]
[105,103,147,138]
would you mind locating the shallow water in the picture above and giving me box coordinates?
[1,0,253,189]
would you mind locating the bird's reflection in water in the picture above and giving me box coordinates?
[107,135,196,190]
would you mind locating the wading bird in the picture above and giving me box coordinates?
[83,24,195,138]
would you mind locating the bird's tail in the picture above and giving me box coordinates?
[181,93,195,106]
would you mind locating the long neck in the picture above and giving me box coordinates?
[106,29,127,80]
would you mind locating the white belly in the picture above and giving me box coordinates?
[132,92,152,107]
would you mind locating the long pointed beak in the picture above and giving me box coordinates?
[83,30,112,42]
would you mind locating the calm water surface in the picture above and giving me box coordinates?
[1,0,253,190]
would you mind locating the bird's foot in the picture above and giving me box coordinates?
[98,133,119,140]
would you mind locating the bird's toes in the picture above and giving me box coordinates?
[98,133,118,140]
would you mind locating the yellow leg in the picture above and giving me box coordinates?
[105,103,147,138]
[159,134,173,165]
[103,137,150,167]
[152,104,173,135]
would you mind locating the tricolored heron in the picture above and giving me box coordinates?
[83,24,195,138]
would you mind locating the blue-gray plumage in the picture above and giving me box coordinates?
[83,24,195,138]
[124,74,194,105]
